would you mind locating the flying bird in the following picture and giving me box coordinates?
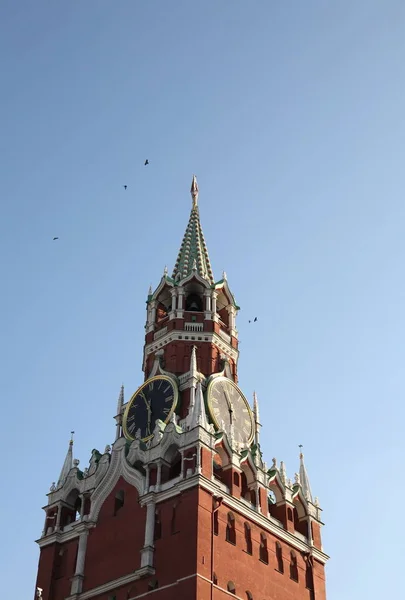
[248,317,258,323]
[123,185,127,190]
[53,237,59,241]
[144,159,149,166]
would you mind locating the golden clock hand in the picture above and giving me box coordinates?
[139,391,153,436]
[221,386,234,425]
[221,384,232,410]
[140,391,151,412]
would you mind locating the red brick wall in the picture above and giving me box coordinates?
[145,334,237,381]
[35,544,57,600]
[196,488,326,600]
[35,483,325,600]
[35,538,78,600]
[89,575,196,600]
[84,477,145,591]
[153,489,199,586]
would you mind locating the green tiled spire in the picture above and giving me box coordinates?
[172,176,214,284]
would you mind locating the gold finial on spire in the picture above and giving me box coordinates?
[191,174,199,207]
[70,431,75,445]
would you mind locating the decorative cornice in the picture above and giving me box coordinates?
[64,566,155,600]
[36,520,95,548]
[144,330,239,362]
[89,438,144,522]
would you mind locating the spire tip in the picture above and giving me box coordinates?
[191,174,199,207]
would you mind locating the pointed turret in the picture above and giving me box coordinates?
[191,174,199,206]
[115,384,124,440]
[299,451,313,502]
[172,176,214,284]
[190,345,197,380]
[189,345,199,411]
[116,384,124,415]
[190,381,209,429]
[253,391,261,445]
[57,432,74,488]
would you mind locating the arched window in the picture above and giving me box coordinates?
[168,452,182,479]
[226,512,236,545]
[305,563,314,590]
[114,490,125,516]
[54,547,66,579]
[154,511,162,540]
[227,581,236,595]
[186,293,203,312]
[275,542,284,573]
[290,551,299,582]
[246,592,253,600]
[213,510,219,536]
[171,503,178,535]
[156,302,168,322]
[244,522,252,555]
[62,489,81,528]
[73,495,81,521]
[259,533,269,564]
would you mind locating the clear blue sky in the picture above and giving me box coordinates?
[1,1,404,598]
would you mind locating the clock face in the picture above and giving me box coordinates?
[123,375,178,442]
[207,377,254,446]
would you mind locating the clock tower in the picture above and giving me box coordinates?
[33,176,329,600]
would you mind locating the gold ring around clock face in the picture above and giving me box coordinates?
[206,376,254,445]
[123,375,178,442]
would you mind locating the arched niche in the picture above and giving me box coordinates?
[184,280,205,312]
[155,286,172,322]
[216,289,231,328]
[60,488,81,528]
[161,444,182,482]
[293,497,309,537]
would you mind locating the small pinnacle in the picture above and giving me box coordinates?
[191,174,199,207]
[70,431,75,444]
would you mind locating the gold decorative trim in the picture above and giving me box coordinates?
[206,376,254,445]
[122,375,179,442]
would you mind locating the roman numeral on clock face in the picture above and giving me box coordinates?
[165,395,173,403]
[163,407,170,416]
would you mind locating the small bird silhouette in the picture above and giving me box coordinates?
[249,317,258,323]
[53,237,59,241]
[144,159,149,166]
[123,185,127,190]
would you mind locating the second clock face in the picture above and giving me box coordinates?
[123,375,178,442]
[207,377,254,446]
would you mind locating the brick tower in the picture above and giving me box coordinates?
[34,176,329,600]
